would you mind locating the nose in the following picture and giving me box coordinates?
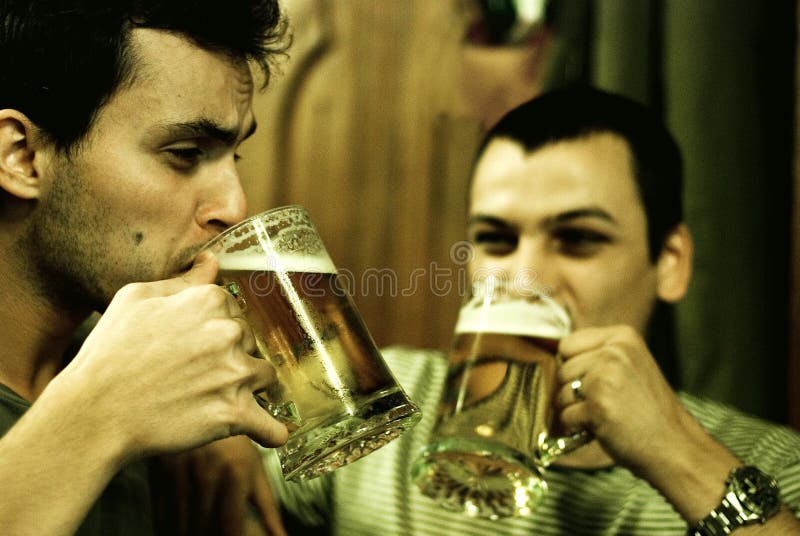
[196,161,249,233]
[508,237,559,296]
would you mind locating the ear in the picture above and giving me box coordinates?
[655,223,693,303]
[0,109,44,200]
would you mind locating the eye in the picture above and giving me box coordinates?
[470,229,518,256]
[165,146,205,169]
[553,227,611,257]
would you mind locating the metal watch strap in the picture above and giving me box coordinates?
[688,466,781,536]
[689,495,745,536]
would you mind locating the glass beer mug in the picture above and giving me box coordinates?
[202,205,421,481]
[411,276,588,518]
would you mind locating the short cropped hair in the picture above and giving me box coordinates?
[477,86,684,262]
[0,0,289,152]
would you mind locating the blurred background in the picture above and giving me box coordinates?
[237,0,800,429]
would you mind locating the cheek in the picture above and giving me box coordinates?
[468,254,501,278]
[567,265,658,331]
[83,145,186,215]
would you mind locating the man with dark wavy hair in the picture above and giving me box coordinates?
[0,1,290,534]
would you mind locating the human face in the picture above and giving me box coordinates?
[24,28,255,311]
[467,133,658,334]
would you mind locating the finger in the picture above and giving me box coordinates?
[556,348,604,385]
[238,397,289,448]
[559,398,592,435]
[193,284,246,320]
[558,326,619,359]
[232,318,257,355]
[219,282,248,319]
[556,376,588,409]
[249,460,287,536]
[246,355,279,392]
[145,251,220,298]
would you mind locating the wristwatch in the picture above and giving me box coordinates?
[689,465,781,535]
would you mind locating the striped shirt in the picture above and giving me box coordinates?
[263,346,800,535]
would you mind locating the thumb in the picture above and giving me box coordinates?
[140,250,220,298]
[181,250,219,286]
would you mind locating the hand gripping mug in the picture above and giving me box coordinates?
[202,205,421,481]
[411,276,589,518]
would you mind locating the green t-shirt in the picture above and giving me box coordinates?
[0,383,155,536]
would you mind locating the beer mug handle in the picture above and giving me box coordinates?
[223,282,304,426]
[223,282,248,310]
[254,392,303,427]
[538,430,592,466]
[535,350,590,465]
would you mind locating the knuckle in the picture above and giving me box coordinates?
[209,396,241,433]
[585,381,621,424]
[115,282,146,302]
[590,368,620,394]
[556,363,577,383]
[603,344,630,368]
[196,284,229,306]
[621,324,638,337]
[614,325,639,342]
[587,395,611,422]
[213,318,245,346]
[222,398,252,437]
[559,404,579,428]
[199,402,235,439]
[555,388,570,410]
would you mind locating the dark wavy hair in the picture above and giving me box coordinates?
[477,86,683,263]
[0,0,289,152]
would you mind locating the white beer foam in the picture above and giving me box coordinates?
[217,252,336,274]
[455,296,571,339]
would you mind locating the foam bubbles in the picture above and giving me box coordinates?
[455,296,571,339]
[217,252,336,274]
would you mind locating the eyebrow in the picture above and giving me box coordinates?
[468,206,618,228]
[467,214,514,228]
[155,117,257,145]
[549,207,618,226]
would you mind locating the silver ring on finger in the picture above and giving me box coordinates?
[570,378,586,402]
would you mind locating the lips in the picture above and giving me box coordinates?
[172,255,198,277]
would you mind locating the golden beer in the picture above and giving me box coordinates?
[206,207,420,481]
[412,286,582,518]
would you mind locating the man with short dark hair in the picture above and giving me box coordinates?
[0,1,290,534]
[266,87,800,535]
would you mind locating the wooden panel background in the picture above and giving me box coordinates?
[234,0,800,424]
[237,0,485,352]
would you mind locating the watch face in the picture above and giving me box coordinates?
[731,466,781,521]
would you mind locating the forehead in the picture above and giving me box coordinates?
[129,27,253,89]
[470,133,645,225]
[89,28,255,137]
